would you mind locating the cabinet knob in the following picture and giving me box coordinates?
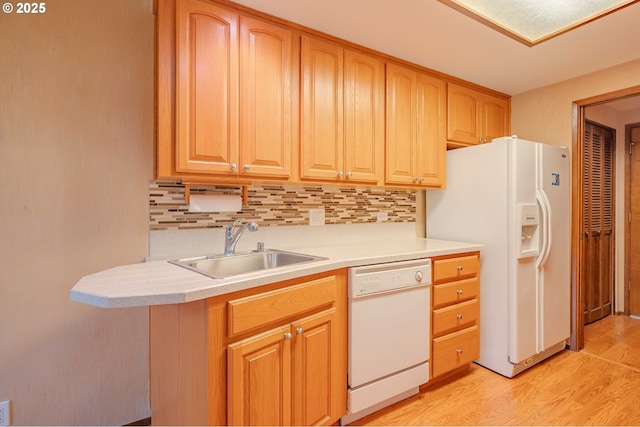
[413,177,419,182]
[338,171,344,178]
[457,265,463,271]
[346,171,352,178]
[284,332,292,340]
[230,163,237,171]
[456,314,463,320]
[456,348,463,355]
[419,177,424,183]
[456,289,463,295]
[296,327,304,335]
[243,164,250,171]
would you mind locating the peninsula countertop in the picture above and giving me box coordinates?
[70,237,483,308]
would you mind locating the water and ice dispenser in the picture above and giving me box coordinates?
[518,204,539,258]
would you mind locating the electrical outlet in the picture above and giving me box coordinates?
[376,212,388,222]
[0,400,10,426]
[309,208,325,226]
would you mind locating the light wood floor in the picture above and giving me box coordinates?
[354,315,640,426]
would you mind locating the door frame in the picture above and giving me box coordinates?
[625,121,640,316]
[572,85,640,350]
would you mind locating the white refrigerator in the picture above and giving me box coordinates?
[426,136,570,378]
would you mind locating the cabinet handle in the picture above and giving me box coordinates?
[456,289,463,295]
[284,332,292,340]
[413,177,419,182]
[230,163,237,171]
[456,314,463,320]
[346,171,352,178]
[419,177,424,183]
[338,171,344,178]
[457,265,463,271]
[296,327,304,335]
[456,348,463,355]
[243,164,250,171]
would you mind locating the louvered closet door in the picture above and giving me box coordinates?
[582,121,615,324]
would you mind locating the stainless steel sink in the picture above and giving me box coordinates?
[169,249,327,279]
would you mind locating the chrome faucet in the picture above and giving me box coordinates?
[224,219,259,255]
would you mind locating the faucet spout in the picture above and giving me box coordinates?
[224,220,259,255]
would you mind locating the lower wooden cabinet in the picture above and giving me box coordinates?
[150,270,347,426]
[228,308,339,426]
[430,252,480,379]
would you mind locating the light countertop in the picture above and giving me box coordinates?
[70,236,482,308]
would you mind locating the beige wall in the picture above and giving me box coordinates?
[512,59,640,316]
[511,58,640,147]
[0,0,153,424]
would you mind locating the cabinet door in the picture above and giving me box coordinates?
[385,63,416,185]
[415,72,446,187]
[228,325,292,426]
[300,36,344,181]
[482,93,510,142]
[240,16,293,178]
[292,308,339,426]
[343,49,384,184]
[175,0,239,174]
[446,83,481,145]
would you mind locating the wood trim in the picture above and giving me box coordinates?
[572,102,583,350]
[436,0,640,47]
[576,85,640,107]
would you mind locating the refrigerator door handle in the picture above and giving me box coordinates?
[536,189,552,268]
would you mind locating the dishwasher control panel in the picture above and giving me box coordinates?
[348,258,431,298]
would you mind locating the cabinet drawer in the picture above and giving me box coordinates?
[433,255,478,282]
[432,299,478,337]
[432,277,479,309]
[228,275,336,337]
[432,325,479,377]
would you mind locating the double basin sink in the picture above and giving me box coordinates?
[170,249,327,279]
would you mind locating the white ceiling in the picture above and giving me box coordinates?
[232,0,640,96]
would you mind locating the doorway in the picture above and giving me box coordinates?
[573,85,640,350]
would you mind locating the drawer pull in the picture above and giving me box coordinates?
[284,332,292,340]
[456,314,463,320]
[457,265,463,271]
[456,289,463,295]
[456,348,463,355]
[295,327,304,335]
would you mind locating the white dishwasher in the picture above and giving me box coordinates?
[342,258,431,425]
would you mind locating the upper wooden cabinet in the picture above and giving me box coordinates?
[159,0,295,181]
[447,82,510,148]
[157,0,510,187]
[300,35,384,184]
[239,16,294,178]
[386,63,446,188]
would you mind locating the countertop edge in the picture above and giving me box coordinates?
[70,239,483,308]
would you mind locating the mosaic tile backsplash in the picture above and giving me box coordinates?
[150,181,416,230]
